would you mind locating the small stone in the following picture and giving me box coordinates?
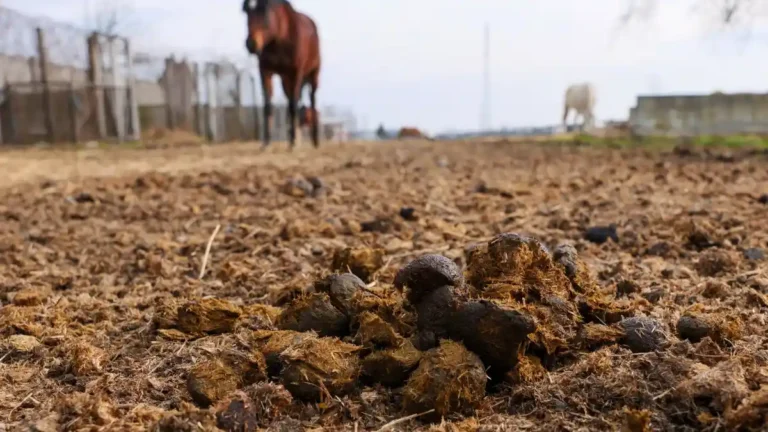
[394,254,463,304]
[313,273,366,316]
[619,316,669,353]
[757,194,768,205]
[584,225,619,244]
[744,248,765,261]
[676,315,712,344]
[399,207,417,221]
[646,242,671,257]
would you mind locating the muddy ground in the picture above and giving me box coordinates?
[1,139,767,431]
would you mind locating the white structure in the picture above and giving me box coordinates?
[562,83,597,131]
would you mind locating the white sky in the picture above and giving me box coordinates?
[4,0,768,133]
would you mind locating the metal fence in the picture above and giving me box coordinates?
[0,5,358,145]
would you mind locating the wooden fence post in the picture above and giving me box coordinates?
[124,38,141,140]
[108,37,125,142]
[68,82,80,143]
[235,70,244,140]
[36,28,55,143]
[4,83,15,143]
[87,33,107,140]
[204,63,216,142]
[163,57,177,130]
[193,63,204,137]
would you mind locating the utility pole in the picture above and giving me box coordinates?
[480,23,491,132]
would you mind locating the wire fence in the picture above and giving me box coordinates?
[0,5,358,145]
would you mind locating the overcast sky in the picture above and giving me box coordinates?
[4,0,768,133]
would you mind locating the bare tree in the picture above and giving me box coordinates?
[84,0,138,36]
[621,0,768,27]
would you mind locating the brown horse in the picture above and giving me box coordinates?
[243,0,321,149]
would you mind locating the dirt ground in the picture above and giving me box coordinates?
[1,139,767,431]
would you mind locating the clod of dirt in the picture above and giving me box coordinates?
[177,298,243,335]
[0,305,43,337]
[695,249,738,276]
[676,360,750,418]
[1,334,42,357]
[623,408,652,432]
[577,323,625,350]
[240,303,282,331]
[152,297,183,329]
[466,233,556,291]
[616,279,639,297]
[331,246,385,283]
[618,316,669,353]
[361,218,395,233]
[214,391,259,431]
[187,351,267,407]
[553,243,600,294]
[506,354,547,385]
[646,241,672,257]
[394,254,463,303]
[355,311,401,347]
[252,330,318,377]
[400,207,418,221]
[349,288,416,338]
[450,300,535,381]
[676,310,743,346]
[276,293,349,337]
[243,382,294,423]
[402,339,487,421]
[56,340,108,377]
[584,225,619,244]
[642,287,666,304]
[361,339,422,387]
[743,247,765,261]
[724,387,768,429]
[413,285,456,351]
[701,281,729,299]
[313,272,366,316]
[11,288,48,306]
[684,221,721,250]
[279,336,361,402]
[280,176,315,198]
[466,234,590,355]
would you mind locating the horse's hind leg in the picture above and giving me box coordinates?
[282,75,302,150]
[308,69,320,148]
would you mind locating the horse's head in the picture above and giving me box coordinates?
[243,0,287,55]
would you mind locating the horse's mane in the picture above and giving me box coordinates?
[243,0,291,12]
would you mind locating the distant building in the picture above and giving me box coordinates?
[629,92,768,136]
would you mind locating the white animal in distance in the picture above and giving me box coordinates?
[562,83,597,131]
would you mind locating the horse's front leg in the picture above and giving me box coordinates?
[281,74,303,150]
[260,68,274,148]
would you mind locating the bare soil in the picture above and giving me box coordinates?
[1,139,767,431]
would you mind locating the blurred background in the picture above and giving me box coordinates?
[1,0,767,143]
